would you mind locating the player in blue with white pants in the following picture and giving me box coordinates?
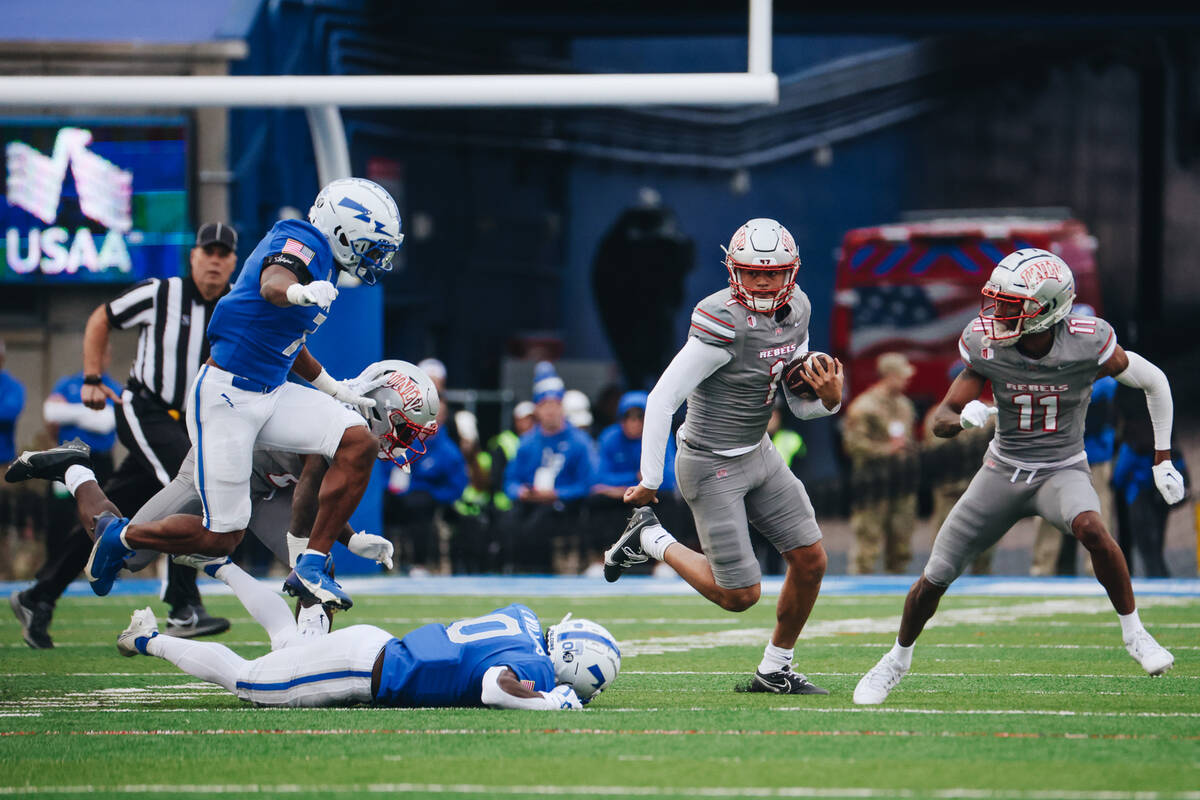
[116,561,621,709]
[86,179,404,610]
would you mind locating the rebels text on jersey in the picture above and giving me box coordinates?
[958,314,1117,467]
[683,287,812,452]
[207,219,336,389]
[373,603,556,708]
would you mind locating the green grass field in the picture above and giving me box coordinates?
[2,589,1198,799]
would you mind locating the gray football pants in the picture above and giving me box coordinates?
[675,434,822,590]
[925,460,1100,587]
[125,448,293,572]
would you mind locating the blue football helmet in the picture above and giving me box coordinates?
[308,178,403,285]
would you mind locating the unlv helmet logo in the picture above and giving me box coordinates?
[1019,259,1065,287]
[730,226,747,251]
[779,228,796,255]
[384,372,424,413]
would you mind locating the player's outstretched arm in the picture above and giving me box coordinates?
[930,368,989,439]
[291,346,376,411]
[479,666,583,710]
[1102,345,1185,503]
[625,338,731,506]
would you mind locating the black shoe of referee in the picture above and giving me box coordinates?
[5,438,92,484]
[165,604,231,639]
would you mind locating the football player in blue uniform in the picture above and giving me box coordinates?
[116,558,620,710]
[85,179,405,610]
[9,362,434,618]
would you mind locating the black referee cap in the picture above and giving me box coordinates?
[195,222,238,251]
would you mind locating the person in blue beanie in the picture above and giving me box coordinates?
[500,362,595,573]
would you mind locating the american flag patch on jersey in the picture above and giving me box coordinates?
[521,679,535,690]
[281,238,315,265]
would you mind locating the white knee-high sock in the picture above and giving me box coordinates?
[146,636,245,693]
[217,562,297,646]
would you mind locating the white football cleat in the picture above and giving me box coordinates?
[172,553,232,579]
[117,607,159,657]
[853,652,908,705]
[1125,630,1174,676]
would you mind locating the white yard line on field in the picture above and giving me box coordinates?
[0,783,1197,799]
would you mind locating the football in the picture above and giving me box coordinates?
[782,351,833,400]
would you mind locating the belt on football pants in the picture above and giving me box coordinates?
[205,358,276,394]
[230,374,275,393]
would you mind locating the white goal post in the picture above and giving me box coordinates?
[0,1,776,184]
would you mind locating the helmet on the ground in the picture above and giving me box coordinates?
[545,615,621,703]
[358,360,439,469]
[980,248,1076,346]
[721,218,800,313]
[308,178,403,285]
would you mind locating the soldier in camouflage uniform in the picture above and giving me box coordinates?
[855,249,1182,705]
[601,218,843,695]
[843,352,918,574]
[920,400,996,574]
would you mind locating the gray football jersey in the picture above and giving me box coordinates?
[682,287,812,451]
[959,314,1117,466]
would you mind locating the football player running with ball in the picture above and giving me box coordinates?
[604,218,843,695]
[117,564,620,710]
[854,249,1181,705]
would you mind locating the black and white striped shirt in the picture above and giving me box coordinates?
[106,277,225,411]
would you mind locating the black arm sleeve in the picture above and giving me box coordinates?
[262,252,313,284]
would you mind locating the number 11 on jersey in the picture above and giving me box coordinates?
[1012,393,1059,432]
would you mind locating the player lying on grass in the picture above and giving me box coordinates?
[4,361,425,606]
[118,556,620,709]
[854,249,1180,706]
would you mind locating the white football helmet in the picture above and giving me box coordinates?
[980,248,1076,346]
[721,217,801,313]
[308,178,403,285]
[546,615,621,703]
[357,360,439,469]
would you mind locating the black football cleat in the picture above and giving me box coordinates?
[603,506,658,583]
[740,666,829,695]
[5,438,92,484]
[165,604,231,639]
[9,590,54,649]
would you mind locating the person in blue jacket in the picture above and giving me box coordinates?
[501,362,595,572]
[0,339,25,466]
[385,420,469,573]
[115,555,620,710]
[0,339,26,555]
[586,391,678,572]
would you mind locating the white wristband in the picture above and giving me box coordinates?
[285,283,310,306]
[310,369,339,397]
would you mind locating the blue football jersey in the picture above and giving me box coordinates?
[374,603,557,707]
[207,219,336,389]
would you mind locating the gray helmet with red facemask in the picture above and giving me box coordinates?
[357,360,439,469]
[980,248,1076,347]
[721,218,801,313]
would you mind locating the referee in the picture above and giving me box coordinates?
[10,223,239,648]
